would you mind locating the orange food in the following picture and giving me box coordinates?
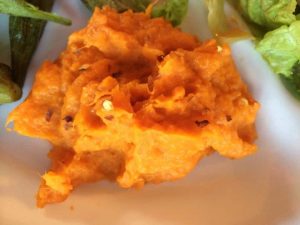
[8,7,259,207]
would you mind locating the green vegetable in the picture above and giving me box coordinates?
[81,0,150,12]
[205,0,253,43]
[81,0,189,26]
[9,0,56,87]
[206,0,228,35]
[280,62,300,100]
[0,63,22,104]
[227,0,300,100]
[256,21,300,99]
[0,0,71,25]
[256,21,300,77]
[238,0,297,30]
[152,0,189,26]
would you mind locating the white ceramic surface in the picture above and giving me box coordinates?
[1,1,300,225]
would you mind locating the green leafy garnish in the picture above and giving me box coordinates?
[238,0,297,30]
[256,21,300,77]
[256,20,300,100]
[0,0,71,25]
[224,0,300,100]
[152,0,189,26]
[0,63,22,104]
[81,0,189,26]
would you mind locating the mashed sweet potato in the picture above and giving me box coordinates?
[8,7,259,207]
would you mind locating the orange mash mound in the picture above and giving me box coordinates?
[8,7,259,207]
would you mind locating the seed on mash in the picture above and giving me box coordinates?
[102,100,113,111]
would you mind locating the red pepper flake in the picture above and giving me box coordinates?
[104,115,114,120]
[112,71,122,78]
[195,120,209,128]
[226,115,232,122]
[157,55,165,62]
[45,110,53,122]
[63,115,73,123]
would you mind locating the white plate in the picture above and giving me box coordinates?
[1,1,300,225]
